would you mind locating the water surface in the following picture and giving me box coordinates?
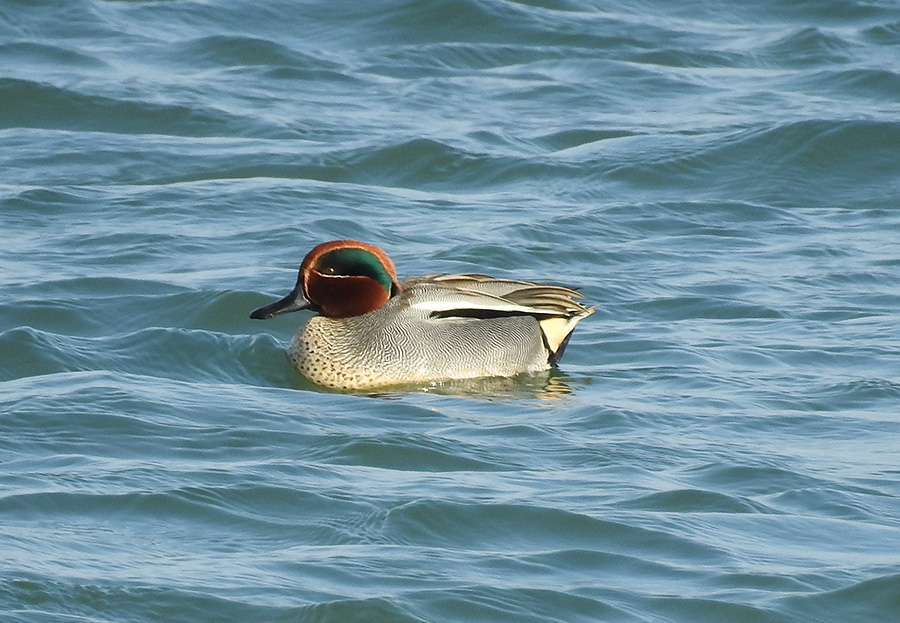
[2,1,900,622]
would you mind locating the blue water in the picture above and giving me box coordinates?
[3,1,900,621]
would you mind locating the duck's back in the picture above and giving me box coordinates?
[291,274,590,389]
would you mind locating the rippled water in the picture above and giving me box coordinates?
[3,1,900,622]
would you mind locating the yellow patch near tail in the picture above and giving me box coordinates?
[539,316,580,354]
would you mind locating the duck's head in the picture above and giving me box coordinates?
[250,240,401,320]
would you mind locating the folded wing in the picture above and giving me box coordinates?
[404,273,594,364]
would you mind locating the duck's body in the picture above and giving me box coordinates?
[251,240,593,390]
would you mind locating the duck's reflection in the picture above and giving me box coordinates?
[355,369,583,402]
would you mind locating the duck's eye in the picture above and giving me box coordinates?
[322,266,336,275]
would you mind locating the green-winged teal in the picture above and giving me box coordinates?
[250,240,593,390]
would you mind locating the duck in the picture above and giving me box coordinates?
[250,239,593,390]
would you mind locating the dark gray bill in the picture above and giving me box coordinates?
[250,287,311,319]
